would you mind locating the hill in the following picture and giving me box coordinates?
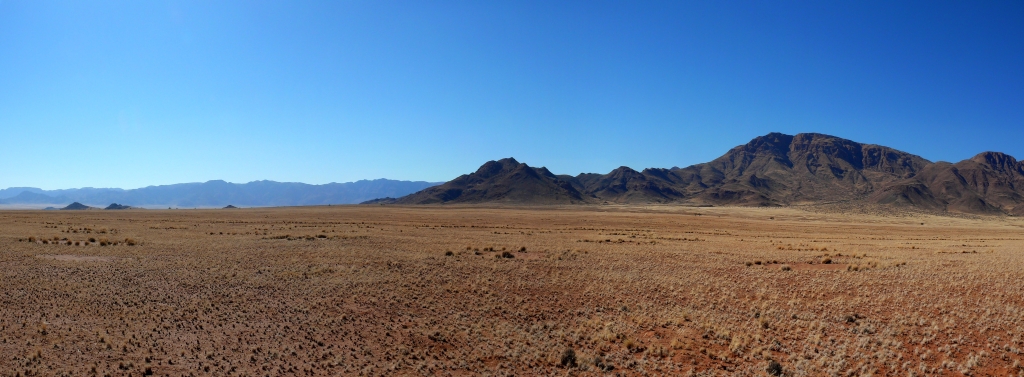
[392,133,1024,214]
[61,202,93,210]
[394,158,586,204]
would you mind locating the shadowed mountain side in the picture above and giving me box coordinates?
[394,158,588,204]
[873,152,1024,214]
[391,133,1024,215]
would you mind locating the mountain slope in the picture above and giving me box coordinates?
[392,133,1024,214]
[394,158,587,204]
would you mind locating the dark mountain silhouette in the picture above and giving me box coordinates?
[393,133,1024,214]
[395,158,586,204]
[0,179,440,208]
[61,202,92,210]
[104,203,132,210]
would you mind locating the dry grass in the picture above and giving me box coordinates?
[0,205,1023,376]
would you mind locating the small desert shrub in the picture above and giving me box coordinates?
[560,348,577,368]
[89,237,96,243]
[767,360,783,376]
[28,236,36,242]
[125,238,137,246]
[745,261,753,267]
[42,240,49,244]
[624,338,644,353]
[519,246,527,252]
[754,260,762,265]
[822,257,832,264]
[780,265,791,271]
[501,251,514,258]
[445,250,454,256]
[99,238,110,246]
[74,241,80,246]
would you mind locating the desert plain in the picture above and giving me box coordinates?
[1,205,1023,376]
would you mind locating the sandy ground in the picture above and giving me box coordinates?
[1,205,1023,376]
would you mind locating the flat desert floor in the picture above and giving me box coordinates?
[2,205,1024,376]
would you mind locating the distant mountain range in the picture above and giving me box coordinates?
[388,132,1024,215]
[0,179,441,208]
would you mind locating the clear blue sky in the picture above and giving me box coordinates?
[2,1,1022,189]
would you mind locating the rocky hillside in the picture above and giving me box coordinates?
[392,133,1024,214]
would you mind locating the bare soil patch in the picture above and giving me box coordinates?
[35,254,115,262]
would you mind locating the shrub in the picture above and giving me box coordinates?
[501,251,514,258]
[822,257,832,264]
[89,237,96,243]
[125,238,137,246]
[767,360,783,376]
[780,265,791,271]
[445,251,454,256]
[519,246,527,252]
[560,348,577,368]
[28,236,36,242]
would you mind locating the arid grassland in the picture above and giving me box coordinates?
[1,206,1024,376]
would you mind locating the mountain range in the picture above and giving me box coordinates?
[390,132,1024,215]
[0,179,441,208]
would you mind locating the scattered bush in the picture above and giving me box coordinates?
[445,251,454,256]
[560,348,577,368]
[501,251,514,258]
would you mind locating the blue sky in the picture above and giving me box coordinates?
[2,1,1022,189]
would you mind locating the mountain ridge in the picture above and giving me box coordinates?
[391,132,1024,215]
[0,179,442,208]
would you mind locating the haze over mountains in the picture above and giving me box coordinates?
[393,133,1024,215]
[0,179,441,208]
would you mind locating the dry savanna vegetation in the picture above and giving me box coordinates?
[1,205,1024,376]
